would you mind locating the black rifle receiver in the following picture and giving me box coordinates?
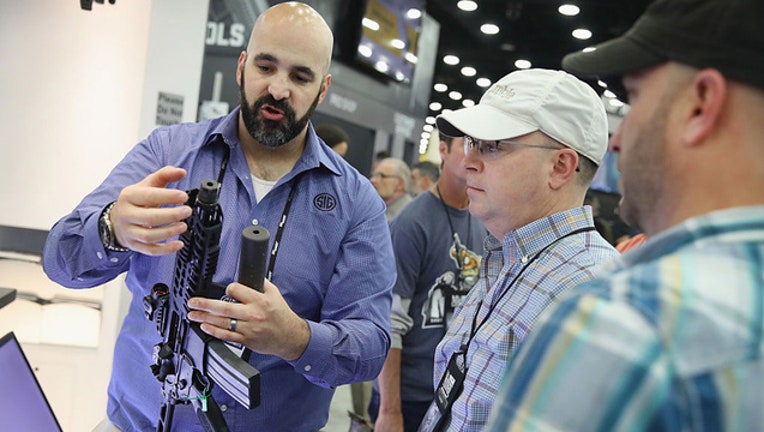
[143,179,267,432]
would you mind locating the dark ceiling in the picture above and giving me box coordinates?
[424,0,654,115]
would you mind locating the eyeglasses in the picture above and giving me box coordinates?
[370,172,400,180]
[463,135,562,161]
[464,135,582,171]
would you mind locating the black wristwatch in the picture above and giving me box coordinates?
[98,202,130,252]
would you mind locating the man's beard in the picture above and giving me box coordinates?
[239,69,322,148]
[618,94,671,233]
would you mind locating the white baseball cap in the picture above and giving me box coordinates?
[436,68,609,165]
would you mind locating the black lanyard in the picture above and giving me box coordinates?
[436,184,472,265]
[216,144,230,191]
[462,226,595,352]
[265,172,303,280]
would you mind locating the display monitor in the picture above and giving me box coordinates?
[354,0,425,84]
[0,332,62,432]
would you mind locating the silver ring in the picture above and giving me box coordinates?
[228,318,238,332]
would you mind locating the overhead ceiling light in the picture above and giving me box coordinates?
[609,99,625,108]
[391,39,406,50]
[457,0,478,12]
[449,91,463,101]
[422,131,431,139]
[461,66,477,77]
[375,61,389,73]
[558,4,580,16]
[423,124,434,132]
[425,116,436,124]
[434,83,448,92]
[429,102,443,111]
[462,99,475,107]
[514,59,532,69]
[480,24,500,35]
[362,18,380,31]
[406,8,422,19]
[583,46,597,53]
[572,28,592,40]
[443,54,460,65]
[476,77,492,87]
[597,80,608,88]
[603,90,617,98]
[405,52,418,64]
[358,45,373,58]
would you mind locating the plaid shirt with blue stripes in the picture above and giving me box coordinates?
[418,206,618,431]
[487,206,764,432]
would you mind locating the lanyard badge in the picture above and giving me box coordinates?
[435,349,467,417]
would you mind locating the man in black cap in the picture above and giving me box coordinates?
[486,0,764,431]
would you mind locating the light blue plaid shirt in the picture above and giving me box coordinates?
[487,206,764,432]
[418,206,618,431]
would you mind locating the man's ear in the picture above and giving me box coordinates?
[317,74,332,105]
[682,68,726,147]
[235,50,247,87]
[397,177,407,193]
[549,149,579,190]
[439,138,449,159]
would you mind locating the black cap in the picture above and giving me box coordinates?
[562,0,764,95]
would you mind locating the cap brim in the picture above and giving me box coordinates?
[436,104,537,141]
[563,35,665,97]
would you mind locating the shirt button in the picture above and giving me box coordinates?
[521,256,529,264]
[110,257,119,263]
[252,219,259,225]
[96,251,103,260]
[304,365,312,372]
[220,404,227,412]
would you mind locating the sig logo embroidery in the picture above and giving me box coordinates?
[313,193,337,211]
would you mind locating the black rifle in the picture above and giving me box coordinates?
[143,179,269,432]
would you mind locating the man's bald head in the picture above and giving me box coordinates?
[247,2,334,75]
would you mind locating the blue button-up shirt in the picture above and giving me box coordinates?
[43,107,395,431]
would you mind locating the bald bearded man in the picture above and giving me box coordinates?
[43,3,395,431]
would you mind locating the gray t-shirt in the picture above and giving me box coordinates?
[385,191,486,402]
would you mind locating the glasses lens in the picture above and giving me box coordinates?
[464,136,476,154]
[464,136,505,159]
